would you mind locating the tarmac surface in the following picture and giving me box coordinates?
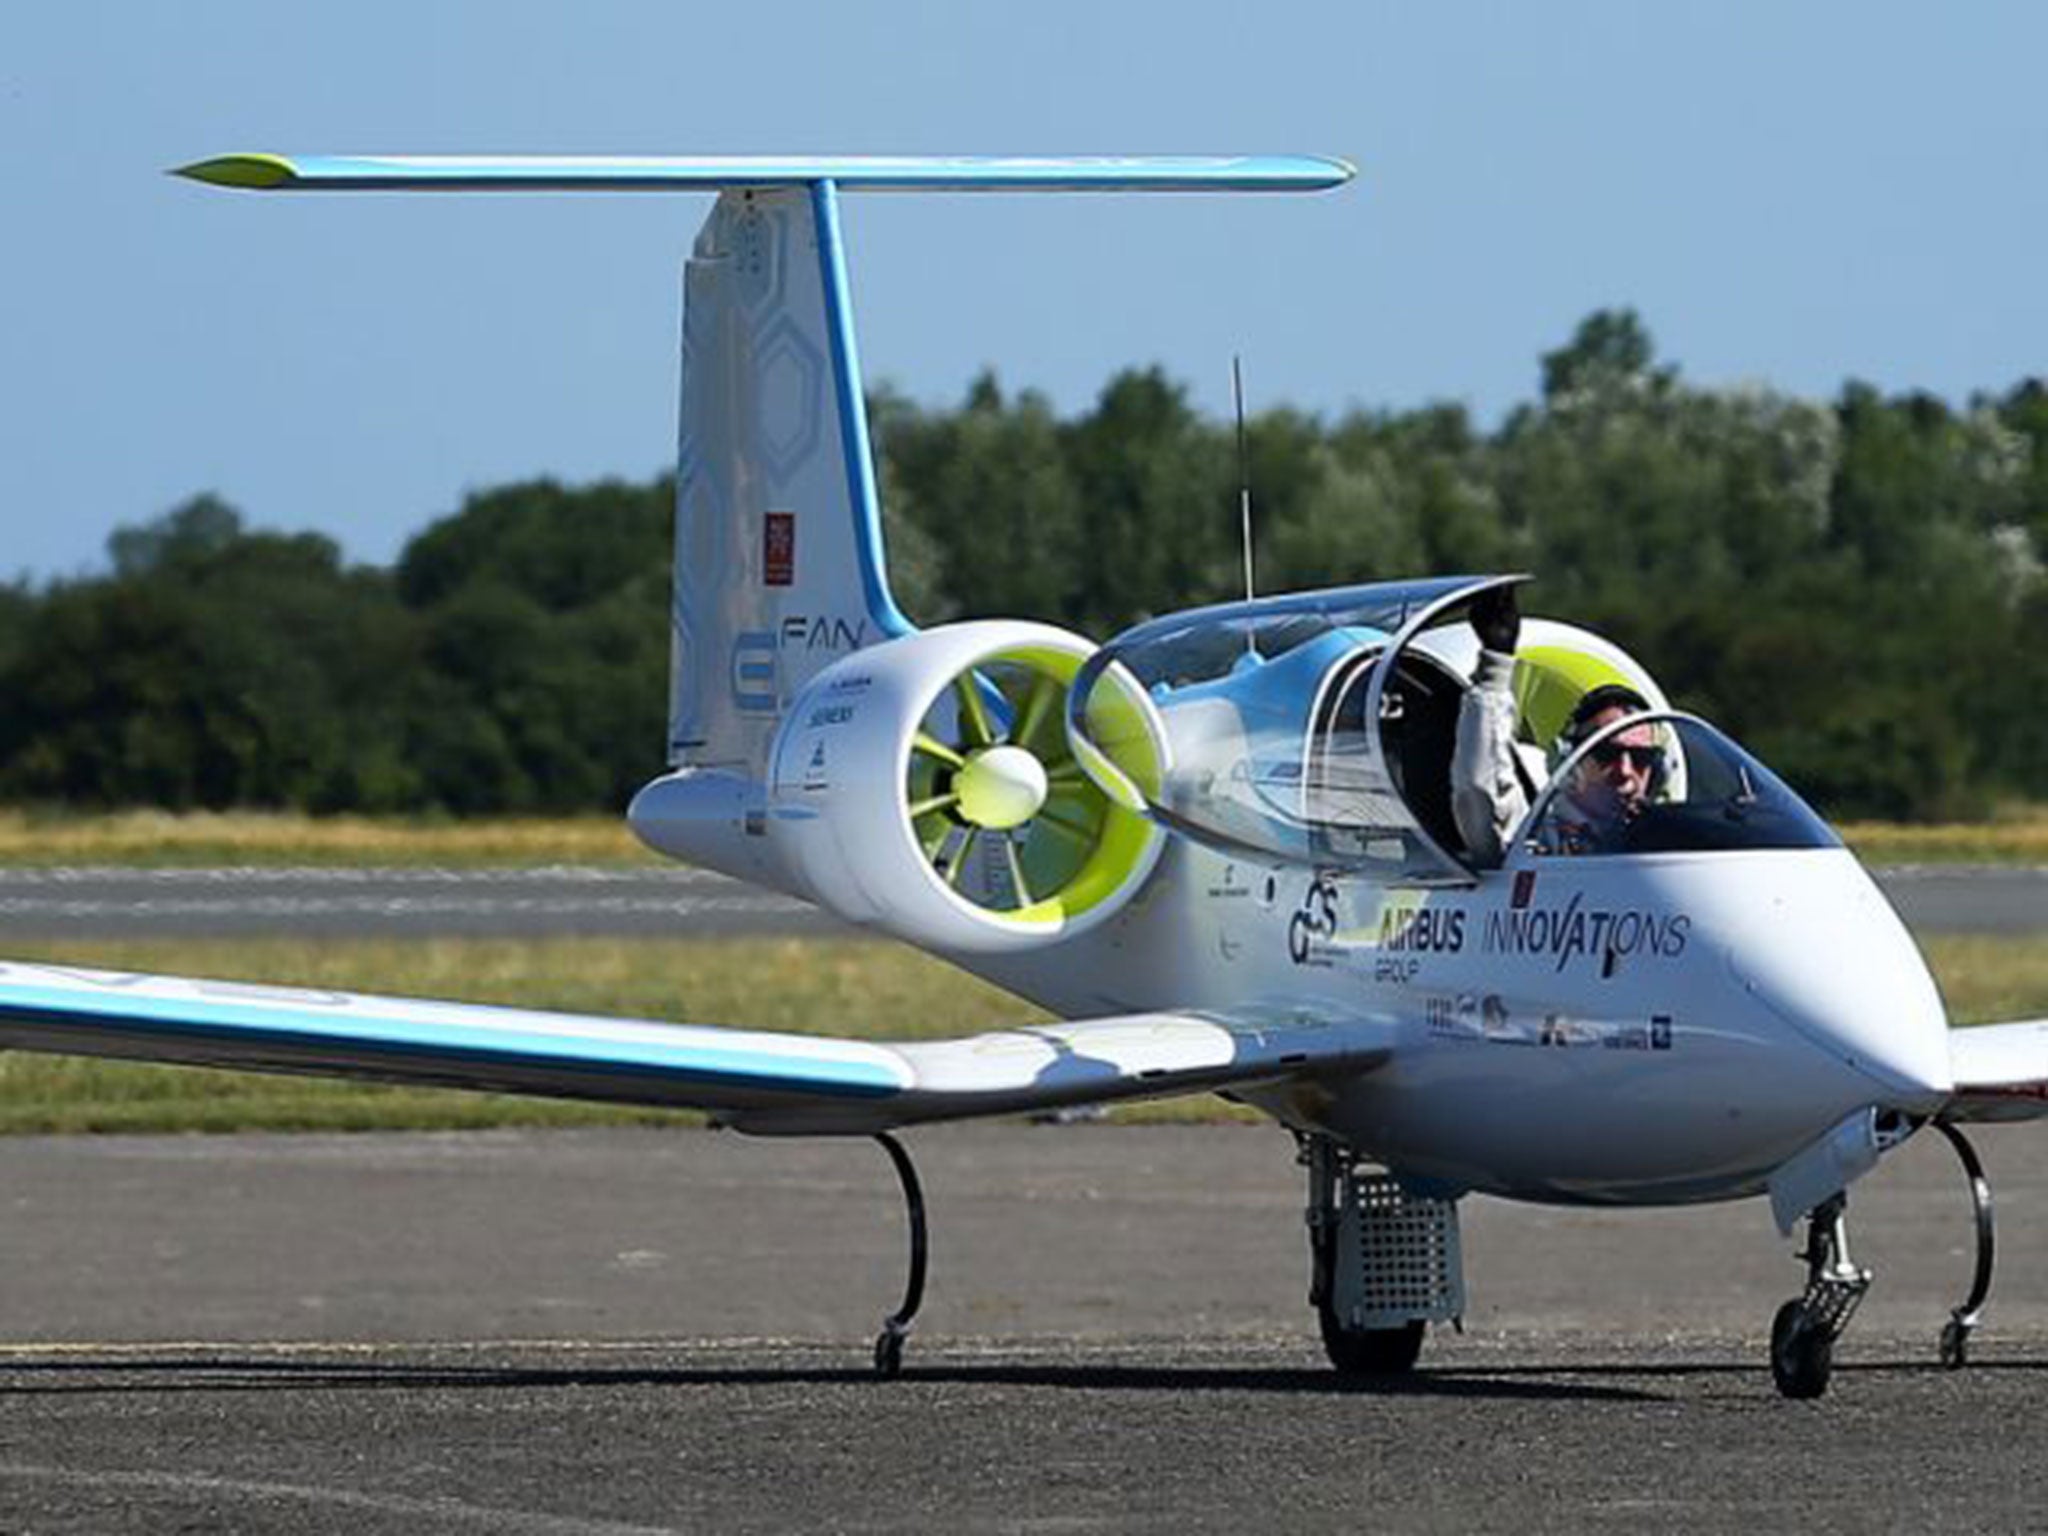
[0,861,2043,939]
[7,1122,2048,1531]
[0,866,840,941]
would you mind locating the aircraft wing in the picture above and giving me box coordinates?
[0,961,1393,1136]
[1943,1020,2048,1122]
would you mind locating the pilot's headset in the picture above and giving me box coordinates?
[1551,684,1671,798]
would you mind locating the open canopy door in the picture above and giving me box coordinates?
[1066,576,1510,883]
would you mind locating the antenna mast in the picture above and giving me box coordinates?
[1233,355,1255,605]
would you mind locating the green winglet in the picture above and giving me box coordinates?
[172,154,299,189]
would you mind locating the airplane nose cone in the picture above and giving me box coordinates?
[1726,853,1952,1110]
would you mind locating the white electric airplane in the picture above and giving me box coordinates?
[2,154,2041,1399]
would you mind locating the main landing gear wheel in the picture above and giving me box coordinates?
[1318,1309,1426,1377]
[1770,1299,1833,1400]
[1300,1136,1460,1380]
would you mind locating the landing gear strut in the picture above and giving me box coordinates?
[1770,1194,1869,1399]
[1301,1135,1462,1377]
[871,1131,928,1379]
[1932,1120,1995,1369]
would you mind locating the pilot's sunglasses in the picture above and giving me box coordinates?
[1589,741,1660,770]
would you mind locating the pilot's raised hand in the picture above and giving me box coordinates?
[1470,586,1520,656]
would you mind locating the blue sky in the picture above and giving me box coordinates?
[5,2,2045,581]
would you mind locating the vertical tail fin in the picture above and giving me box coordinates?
[669,182,913,772]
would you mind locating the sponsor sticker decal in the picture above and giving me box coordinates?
[1481,893,1691,975]
[764,512,795,587]
[1206,862,1252,901]
[730,632,779,713]
[781,614,868,651]
[1378,904,1466,955]
[1480,993,1533,1044]
[1287,874,1341,968]
[1425,993,1484,1039]
[1538,1013,1601,1048]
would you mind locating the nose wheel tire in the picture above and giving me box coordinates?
[1770,1299,1833,1400]
[1769,1194,1866,1400]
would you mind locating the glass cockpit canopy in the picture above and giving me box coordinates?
[1522,711,1840,858]
[1063,576,1838,879]
[1066,576,1509,884]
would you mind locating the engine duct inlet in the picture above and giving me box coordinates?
[772,622,1167,953]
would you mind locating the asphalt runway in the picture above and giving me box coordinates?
[0,865,847,940]
[7,1122,2048,1531]
[0,862,2043,939]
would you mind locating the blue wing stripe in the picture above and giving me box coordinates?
[179,154,1356,193]
[0,983,903,1100]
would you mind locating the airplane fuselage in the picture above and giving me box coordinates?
[962,839,1950,1207]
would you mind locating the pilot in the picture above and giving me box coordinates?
[1544,685,1660,855]
[1451,588,1657,861]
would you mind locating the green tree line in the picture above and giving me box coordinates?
[4,311,2044,821]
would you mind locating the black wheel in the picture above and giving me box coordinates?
[873,1328,905,1379]
[1770,1299,1832,1399]
[1940,1317,1970,1370]
[1318,1305,1426,1376]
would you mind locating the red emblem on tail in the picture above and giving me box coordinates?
[764,512,795,587]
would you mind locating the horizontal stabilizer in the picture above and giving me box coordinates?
[173,154,1354,194]
[0,961,1393,1136]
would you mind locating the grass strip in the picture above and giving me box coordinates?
[0,811,657,868]
[1839,819,2048,867]
[4,809,2048,868]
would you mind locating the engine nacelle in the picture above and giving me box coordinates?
[767,621,1167,954]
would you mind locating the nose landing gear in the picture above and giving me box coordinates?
[1768,1120,2000,1397]
[1770,1194,1869,1400]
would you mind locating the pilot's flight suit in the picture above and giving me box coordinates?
[1450,647,1531,866]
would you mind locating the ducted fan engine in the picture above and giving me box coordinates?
[769,621,1166,953]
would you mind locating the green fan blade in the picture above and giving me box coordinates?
[1013,673,1061,753]
[1036,805,1100,843]
[913,731,966,768]
[1042,783,1104,819]
[1019,824,1087,893]
[1001,836,1033,908]
[955,674,997,748]
[1031,813,1094,848]
[914,815,951,860]
[944,827,978,888]
[909,791,959,819]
